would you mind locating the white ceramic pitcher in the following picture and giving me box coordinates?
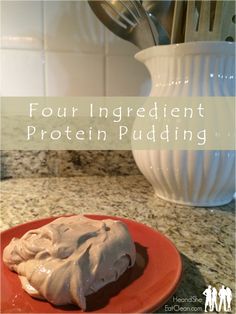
[132,42,235,206]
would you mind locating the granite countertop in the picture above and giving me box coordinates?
[1,175,235,313]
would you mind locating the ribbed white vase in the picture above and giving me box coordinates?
[132,42,235,206]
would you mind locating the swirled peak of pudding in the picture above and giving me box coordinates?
[3,215,136,310]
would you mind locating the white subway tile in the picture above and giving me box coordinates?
[45,52,104,96]
[106,56,151,96]
[105,29,139,56]
[1,49,44,96]
[44,1,105,53]
[1,1,43,50]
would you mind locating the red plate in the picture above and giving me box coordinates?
[1,215,182,313]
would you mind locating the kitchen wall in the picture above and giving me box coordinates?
[1,0,151,178]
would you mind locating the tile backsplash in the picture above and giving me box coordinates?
[1,0,150,178]
[1,0,151,97]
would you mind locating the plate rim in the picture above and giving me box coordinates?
[1,214,182,313]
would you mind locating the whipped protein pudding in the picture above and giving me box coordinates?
[3,215,136,310]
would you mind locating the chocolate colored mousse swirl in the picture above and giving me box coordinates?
[3,215,136,310]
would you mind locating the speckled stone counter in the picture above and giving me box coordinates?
[1,151,140,179]
[1,176,235,313]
